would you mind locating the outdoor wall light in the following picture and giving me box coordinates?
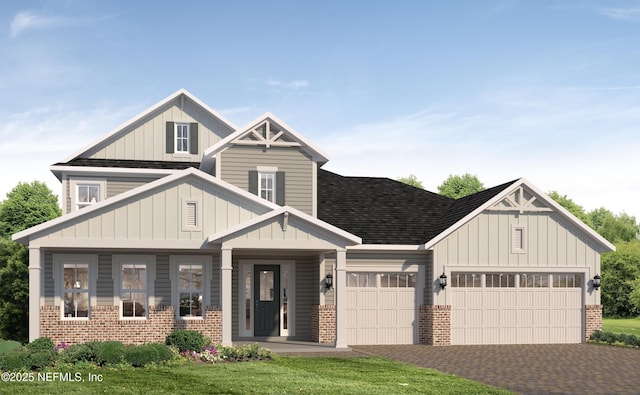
[439,272,447,290]
[325,274,333,290]
[593,274,601,290]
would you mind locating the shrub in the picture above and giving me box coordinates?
[125,344,159,368]
[590,330,640,348]
[165,330,209,353]
[0,340,23,356]
[95,341,127,367]
[589,330,602,342]
[146,343,175,362]
[27,350,57,370]
[26,337,55,352]
[59,343,96,364]
[0,349,30,371]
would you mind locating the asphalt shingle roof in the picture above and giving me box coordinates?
[318,169,517,245]
[54,158,201,170]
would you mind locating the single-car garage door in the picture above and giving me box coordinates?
[346,272,417,345]
[451,272,583,345]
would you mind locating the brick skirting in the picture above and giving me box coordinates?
[40,305,222,345]
[585,304,603,341]
[311,305,336,343]
[419,304,451,346]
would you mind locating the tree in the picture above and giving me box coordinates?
[595,211,639,243]
[601,240,640,317]
[547,191,593,228]
[0,181,61,342]
[396,174,424,189]
[437,173,484,199]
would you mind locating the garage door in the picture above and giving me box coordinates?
[346,272,417,345]
[451,272,583,345]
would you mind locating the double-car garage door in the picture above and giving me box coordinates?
[451,272,583,345]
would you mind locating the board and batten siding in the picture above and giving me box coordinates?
[219,146,314,215]
[84,97,234,162]
[36,177,271,245]
[433,211,600,268]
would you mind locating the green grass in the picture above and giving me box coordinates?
[603,316,640,335]
[0,356,512,395]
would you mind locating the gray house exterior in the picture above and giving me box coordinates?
[13,89,615,347]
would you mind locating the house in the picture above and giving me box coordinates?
[12,89,615,347]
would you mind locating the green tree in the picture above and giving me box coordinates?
[547,191,593,228]
[596,212,639,243]
[396,174,424,189]
[0,181,61,342]
[601,240,640,317]
[437,173,484,199]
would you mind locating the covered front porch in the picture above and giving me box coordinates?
[208,206,361,348]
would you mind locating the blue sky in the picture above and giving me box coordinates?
[2,0,640,220]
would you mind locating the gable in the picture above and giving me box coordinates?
[64,90,236,164]
[487,185,552,213]
[16,171,274,249]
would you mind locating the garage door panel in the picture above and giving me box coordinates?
[379,292,397,308]
[378,309,397,326]
[452,272,583,345]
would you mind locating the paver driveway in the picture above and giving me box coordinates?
[353,344,640,395]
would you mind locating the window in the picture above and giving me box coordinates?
[259,172,276,203]
[121,264,147,318]
[380,273,416,288]
[520,273,549,288]
[552,273,582,288]
[77,184,100,209]
[63,263,89,318]
[54,254,97,320]
[170,256,210,320]
[179,264,203,317]
[512,225,527,253]
[347,272,377,287]
[175,123,190,153]
[69,178,105,211]
[451,272,482,288]
[485,273,516,288]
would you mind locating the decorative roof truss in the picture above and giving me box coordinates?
[235,120,300,148]
[487,186,552,214]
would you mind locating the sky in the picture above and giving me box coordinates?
[1,0,640,220]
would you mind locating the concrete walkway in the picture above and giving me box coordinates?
[352,344,640,395]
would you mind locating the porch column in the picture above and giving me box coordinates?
[221,247,233,346]
[334,248,348,349]
[28,247,42,342]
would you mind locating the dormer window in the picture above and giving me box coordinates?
[175,123,190,153]
[69,178,106,211]
[77,184,100,209]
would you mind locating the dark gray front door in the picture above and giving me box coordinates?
[254,265,280,336]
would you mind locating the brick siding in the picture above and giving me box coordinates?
[40,305,222,345]
[311,305,336,343]
[585,304,603,341]
[419,304,451,346]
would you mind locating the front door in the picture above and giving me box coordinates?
[254,265,280,336]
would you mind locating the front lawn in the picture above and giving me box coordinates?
[603,316,640,335]
[0,356,511,394]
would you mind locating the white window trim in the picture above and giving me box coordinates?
[512,224,527,254]
[112,255,156,320]
[258,171,276,203]
[175,123,190,154]
[69,177,106,211]
[53,254,98,320]
[170,255,211,320]
[238,260,295,338]
[181,197,202,231]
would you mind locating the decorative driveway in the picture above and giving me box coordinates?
[352,344,640,395]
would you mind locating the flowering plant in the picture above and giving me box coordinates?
[180,345,222,363]
[55,342,70,352]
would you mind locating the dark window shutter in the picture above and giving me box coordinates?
[189,123,198,154]
[166,122,175,153]
[248,171,258,195]
[276,171,285,205]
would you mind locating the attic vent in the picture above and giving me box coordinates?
[182,198,201,231]
[512,225,526,253]
[186,202,197,227]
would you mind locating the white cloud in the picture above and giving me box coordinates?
[9,11,115,38]
[265,78,309,89]
[598,7,640,21]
